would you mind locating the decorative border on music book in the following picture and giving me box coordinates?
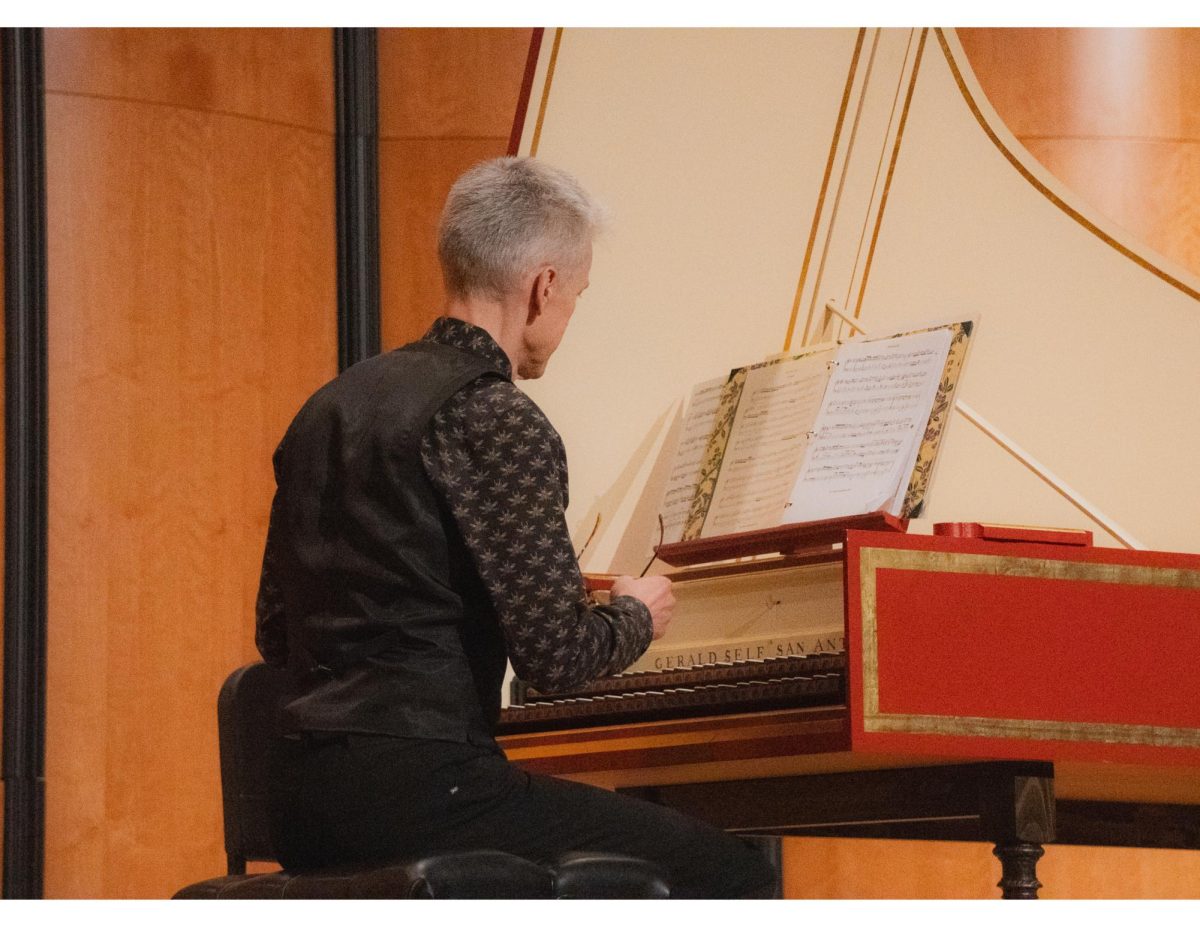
[681,368,747,541]
[858,547,1200,749]
[900,320,973,517]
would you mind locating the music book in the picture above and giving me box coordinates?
[659,319,974,544]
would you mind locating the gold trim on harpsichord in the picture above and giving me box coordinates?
[852,28,927,321]
[934,27,1200,304]
[866,712,1200,751]
[858,546,1200,748]
[529,27,563,157]
[680,367,746,541]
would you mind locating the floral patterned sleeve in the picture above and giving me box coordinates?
[420,377,652,694]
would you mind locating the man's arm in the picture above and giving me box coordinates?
[422,378,653,693]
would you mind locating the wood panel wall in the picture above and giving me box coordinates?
[42,28,336,898]
[785,837,1200,899]
[958,27,1200,279]
[377,28,533,350]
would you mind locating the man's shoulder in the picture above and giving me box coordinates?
[279,343,505,454]
[446,376,550,420]
[437,377,559,443]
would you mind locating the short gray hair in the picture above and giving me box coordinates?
[437,157,605,301]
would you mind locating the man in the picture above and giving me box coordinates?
[255,156,775,899]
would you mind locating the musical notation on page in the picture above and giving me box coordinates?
[703,349,835,537]
[660,318,971,546]
[659,376,727,544]
[784,329,953,523]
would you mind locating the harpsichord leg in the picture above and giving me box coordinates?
[980,765,1055,899]
[992,842,1044,899]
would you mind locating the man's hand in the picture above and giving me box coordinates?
[610,575,675,640]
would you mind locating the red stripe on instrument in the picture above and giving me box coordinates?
[507,28,545,156]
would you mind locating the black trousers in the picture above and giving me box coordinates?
[267,733,777,899]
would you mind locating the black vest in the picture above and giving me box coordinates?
[270,341,507,747]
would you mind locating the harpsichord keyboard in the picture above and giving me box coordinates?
[498,652,845,734]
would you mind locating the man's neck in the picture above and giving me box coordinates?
[443,294,526,374]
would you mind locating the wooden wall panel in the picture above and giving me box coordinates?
[783,838,1200,899]
[958,27,1200,278]
[378,28,532,138]
[784,838,998,899]
[377,28,533,351]
[44,27,332,132]
[43,29,335,898]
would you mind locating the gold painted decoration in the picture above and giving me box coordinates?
[681,369,746,541]
[900,319,974,517]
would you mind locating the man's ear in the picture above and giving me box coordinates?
[527,266,556,324]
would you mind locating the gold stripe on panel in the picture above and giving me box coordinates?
[858,546,1200,748]
[867,713,1200,750]
[530,27,563,158]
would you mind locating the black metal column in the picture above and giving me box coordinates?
[2,26,48,900]
[333,27,381,371]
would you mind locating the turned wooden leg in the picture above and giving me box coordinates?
[993,842,1045,899]
[978,764,1055,899]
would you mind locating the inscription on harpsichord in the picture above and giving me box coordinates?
[616,558,848,675]
[631,632,845,674]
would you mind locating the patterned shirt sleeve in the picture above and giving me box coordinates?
[421,377,653,694]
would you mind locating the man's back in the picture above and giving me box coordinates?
[257,340,507,745]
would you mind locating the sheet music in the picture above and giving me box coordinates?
[658,376,728,544]
[783,328,953,523]
[702,348,837,537]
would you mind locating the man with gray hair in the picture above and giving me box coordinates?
[256,157,775,898]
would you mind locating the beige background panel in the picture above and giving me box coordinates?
[518,28,862,572]
[857,31,1200,553]
[44,27,333,132]
[44,44,335,896]
[911,400,1122,546]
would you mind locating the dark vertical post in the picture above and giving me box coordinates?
[2,27,48,900]
[333,27,381,372]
